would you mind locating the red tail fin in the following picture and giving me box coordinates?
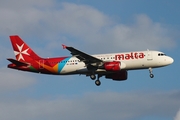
[9,35,41,62]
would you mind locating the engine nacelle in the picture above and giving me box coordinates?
[105,70,128,81]
[104,61,125,71]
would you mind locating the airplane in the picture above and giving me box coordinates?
[7,35,174,86]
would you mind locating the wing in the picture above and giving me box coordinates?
[62,45,103,66]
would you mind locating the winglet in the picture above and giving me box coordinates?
[62,44,67,49]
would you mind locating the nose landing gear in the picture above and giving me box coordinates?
[149,67,154,78]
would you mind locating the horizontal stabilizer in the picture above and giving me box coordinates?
[7,58,29,66]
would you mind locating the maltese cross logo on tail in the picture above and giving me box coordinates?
[14,43,30,61]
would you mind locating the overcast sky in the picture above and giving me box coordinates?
[0,0,180,120]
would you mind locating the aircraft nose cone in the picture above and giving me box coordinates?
[169,57,174,64]
[167,57,174,65]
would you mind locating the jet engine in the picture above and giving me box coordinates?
[104,61,126,71]
[105,70,128,81]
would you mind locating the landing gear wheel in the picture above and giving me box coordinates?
[149,67,154,78]
[150,74,154,78]
[90,74,96,80]
[95,80,101,86]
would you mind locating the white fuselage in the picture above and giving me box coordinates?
[59,50,174,74]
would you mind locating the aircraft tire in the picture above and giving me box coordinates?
[150,74,154,78]
[95,80,101,86]
[90,74,96,80]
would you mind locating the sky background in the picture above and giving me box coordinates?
[0,0,180,120]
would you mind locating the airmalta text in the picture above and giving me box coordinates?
[115,52,145,60]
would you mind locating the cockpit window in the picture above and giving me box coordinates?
[158,53,166,56]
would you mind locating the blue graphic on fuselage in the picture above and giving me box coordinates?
[58,57,71,73]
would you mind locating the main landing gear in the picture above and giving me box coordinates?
[149,67,154,78]
[95,79,101,86]
[90,74,102,86]
[90,74,96,80]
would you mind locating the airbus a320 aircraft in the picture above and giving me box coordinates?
[7,35,174,86]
